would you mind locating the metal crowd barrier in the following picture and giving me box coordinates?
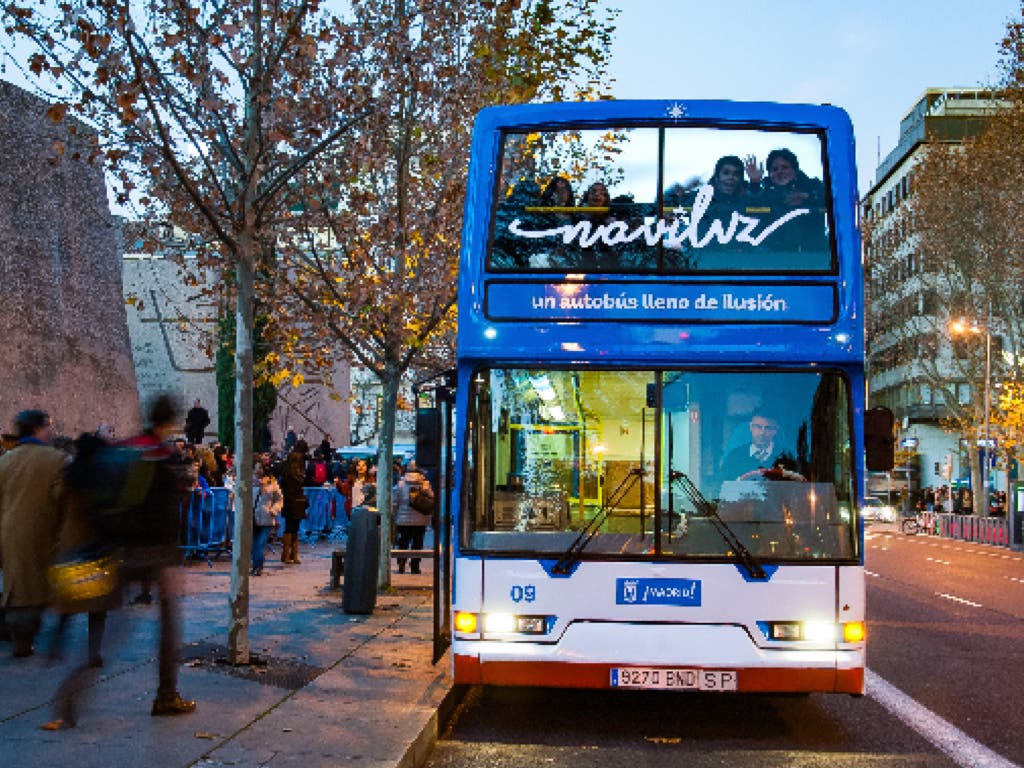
[179,487,234,566]
[275,486,348,545]
[177,486,348,565]
[935,513,1011,548]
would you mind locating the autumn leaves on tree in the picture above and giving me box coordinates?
[1,1,617,625]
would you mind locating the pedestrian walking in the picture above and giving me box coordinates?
[42,431,123,730]
[117,394,197,716]
[0,410,66,658]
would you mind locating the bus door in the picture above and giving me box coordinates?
[415,375,457,664]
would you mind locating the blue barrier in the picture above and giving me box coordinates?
[303,486,348,545]
[275,487,349,545]
[180,487,234,565]
[178,486,346,564]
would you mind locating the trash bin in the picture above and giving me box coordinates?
[343,507,380,614]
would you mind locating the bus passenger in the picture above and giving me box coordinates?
[580,181,610,209]
[572,182,615,270]
[702,155,760,250]
[540,176,575,211]
[746,149,826,251]
[537,176,576,268]
[709,155,750,203]
[491,178,542,268]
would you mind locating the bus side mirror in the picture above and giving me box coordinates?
[864,407,895,471]
[416,406,441,472]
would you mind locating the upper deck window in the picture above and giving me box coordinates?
[489,126,834,274]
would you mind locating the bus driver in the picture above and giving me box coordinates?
[719,411,793,482]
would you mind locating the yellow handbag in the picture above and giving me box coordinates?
[49,548,121,606]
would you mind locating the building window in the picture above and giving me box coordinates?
[957,383,972,405]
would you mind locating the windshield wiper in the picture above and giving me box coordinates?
[670,469,768,580]
[552,467,645,575]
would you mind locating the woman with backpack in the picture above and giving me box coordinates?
[392,460,433,574]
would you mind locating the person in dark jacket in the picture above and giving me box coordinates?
[719,411,785,483]
[746,148,826,250]
[42,431,121,730]
[392,461,433,575]
[184,399,210,445]
[280,440,309,565]
[118,394,196,717]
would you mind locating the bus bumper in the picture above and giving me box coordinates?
[452,622,865,694]
[454,654,864,694]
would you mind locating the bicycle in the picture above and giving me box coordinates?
[900,512,933,535]
[900,515,922,535]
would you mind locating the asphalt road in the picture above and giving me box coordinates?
[426,529,1024,768]
[865,525,1024,766]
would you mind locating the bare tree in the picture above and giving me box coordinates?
[270,0,617,587]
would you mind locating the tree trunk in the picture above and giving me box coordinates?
[228,236,256,664]
[376,369,401,591]
[970,453,984,517]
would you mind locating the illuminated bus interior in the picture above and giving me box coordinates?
[465,369,856,561]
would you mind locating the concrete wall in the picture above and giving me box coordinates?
[0,80,140,438]
[122,251,352,451]
[121,253,219,440]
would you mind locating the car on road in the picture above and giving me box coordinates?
[861,496,897,523]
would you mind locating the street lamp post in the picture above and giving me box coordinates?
[982,305,992,516]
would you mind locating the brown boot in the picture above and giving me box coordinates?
[290,537,301,564]
[281,533,293,564]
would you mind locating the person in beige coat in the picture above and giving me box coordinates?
[0,410,66,657]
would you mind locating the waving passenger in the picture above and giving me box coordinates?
[746,149,826,251]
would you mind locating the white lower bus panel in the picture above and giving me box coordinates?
[452,560,865,694]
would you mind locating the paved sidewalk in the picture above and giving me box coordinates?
[0,541,455,768]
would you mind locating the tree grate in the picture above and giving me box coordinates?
[182,641,326,691]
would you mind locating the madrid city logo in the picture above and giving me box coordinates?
[621,579,639,603]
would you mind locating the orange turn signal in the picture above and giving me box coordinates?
[842,621,866,643]
[454,611,478,633]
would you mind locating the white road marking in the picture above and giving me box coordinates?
[936,592,983,607]
[867,669,1020,768]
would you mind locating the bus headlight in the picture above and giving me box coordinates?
[460,612,551,635]
[483,613,516,633]
[764,620,865,643]
[802,621,836,643]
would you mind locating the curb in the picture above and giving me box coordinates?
[397,684,470,768]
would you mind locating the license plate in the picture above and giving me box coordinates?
[610,667,738,691]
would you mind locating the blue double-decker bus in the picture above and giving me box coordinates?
[449,100,882,694]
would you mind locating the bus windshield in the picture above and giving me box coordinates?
[489,126,832,273]
[464,368,856,562]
